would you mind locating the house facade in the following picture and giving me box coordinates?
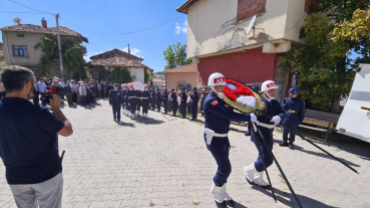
[177,0,311,102]
[164,64,200,91]
[89,48,152,84]
[0,18,88,78]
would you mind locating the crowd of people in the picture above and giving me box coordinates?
[31,76,118,107]
[108,83,210,122]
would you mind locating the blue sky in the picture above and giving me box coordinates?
[0,0,189,72]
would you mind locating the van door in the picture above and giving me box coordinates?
[336,63,370,142]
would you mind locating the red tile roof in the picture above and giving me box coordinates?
[0,24,88,43]
[153,79,165,82]
[177,0,199,14]
[163,64,197,73]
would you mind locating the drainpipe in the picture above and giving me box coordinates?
[2,33,11,65]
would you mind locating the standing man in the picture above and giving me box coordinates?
[156,89,161,112]
[109,83,122,122]
[170,89,178,116]
[37,77,46,106]
[101,81,106,98]
[204,72,255,207]
[136,89,142,117]
[125,84,131,117]
[141,85,150,118]
[32,77,39,105]
[161,89,168,114]
[245,86,260,136]
[127,84,136,119]
[0,65,73,208]
[120,84,127,116]
[190,87,199,121]
[200,89,207,115]
[280,87,305,149]
[64,82,73,106]
[243,80,285,189]
[152,88,157,110]
[79,83,87,106]
[180,87,187,118]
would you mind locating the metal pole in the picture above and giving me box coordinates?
[255,125,303,208]
[56,14,64,80]
[251,123,277,202]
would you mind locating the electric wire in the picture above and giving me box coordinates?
[8,0,56,15]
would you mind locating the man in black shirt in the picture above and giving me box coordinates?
[0,65,73,208]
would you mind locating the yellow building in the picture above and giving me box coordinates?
[164,64,200,91]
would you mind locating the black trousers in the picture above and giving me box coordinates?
[112,104,121,121]
[151,99,156,110]
[180,103,186,118]
[163,103,168,114]
[191,104,197,120]
[33,94,39,106]
[172,102,178,116]
[142,100,149,114]
[130,100,136,115]
[157,101,161,112]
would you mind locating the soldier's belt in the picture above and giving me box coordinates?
[141,97,149,99]
[205,128,228,137]
[128,96,136,99]
[255,121,276,129]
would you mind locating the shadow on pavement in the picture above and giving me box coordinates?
[116,121,135,127]
[252,186,337,208]
[234,201,248,208]
[133,117,164,125]
[289,144,360,168]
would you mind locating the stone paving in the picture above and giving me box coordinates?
[1,99,370,208]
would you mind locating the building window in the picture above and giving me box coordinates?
[12,45,28,57]
[17,34,25,37]
[237,0,266,22]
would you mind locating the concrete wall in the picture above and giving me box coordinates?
[186,0,306,59]
[129,67,145,84]
[166,72,198,91]
[2,31,44,66]
[1,31,79,79]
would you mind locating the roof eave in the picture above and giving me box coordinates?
[176,0,198,14]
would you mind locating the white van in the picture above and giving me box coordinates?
[336,63,370,142]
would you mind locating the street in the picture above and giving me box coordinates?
[0,99,369,208]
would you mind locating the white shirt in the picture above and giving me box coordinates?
[79,86,86,96]
[59,81,65,87]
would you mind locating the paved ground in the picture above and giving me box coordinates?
[1,99,370,208]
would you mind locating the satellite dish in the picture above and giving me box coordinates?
[246,15,257,35]
[13,17,21,25]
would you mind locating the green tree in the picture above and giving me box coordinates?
[144,69,152,85]
[278,1,369,113]
[163,42,192,69]
[34,34,87,79]
[0,50,6,70]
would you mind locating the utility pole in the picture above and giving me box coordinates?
[56,13,64,80]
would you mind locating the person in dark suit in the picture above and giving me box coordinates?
[180,87,187,118]
[109,83,122,122]
[171,89,178,116]
[161,89,168,114]
[141,85,150,118]
[156,89,161,112]
[152,88,157,110]
[136,90,142,117]
[127,84,136,119]
[190,87,199,121]
[32,78,39,106]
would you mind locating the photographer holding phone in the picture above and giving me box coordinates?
[0,65,73,208]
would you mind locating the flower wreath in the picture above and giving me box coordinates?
[224,79,255,101]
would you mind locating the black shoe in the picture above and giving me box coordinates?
[215,201,227,208]
[289,143,295,150]
[114,118,116,122]
[245,131,250,136]
[279,142,289,147]
[225,200,235,207]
